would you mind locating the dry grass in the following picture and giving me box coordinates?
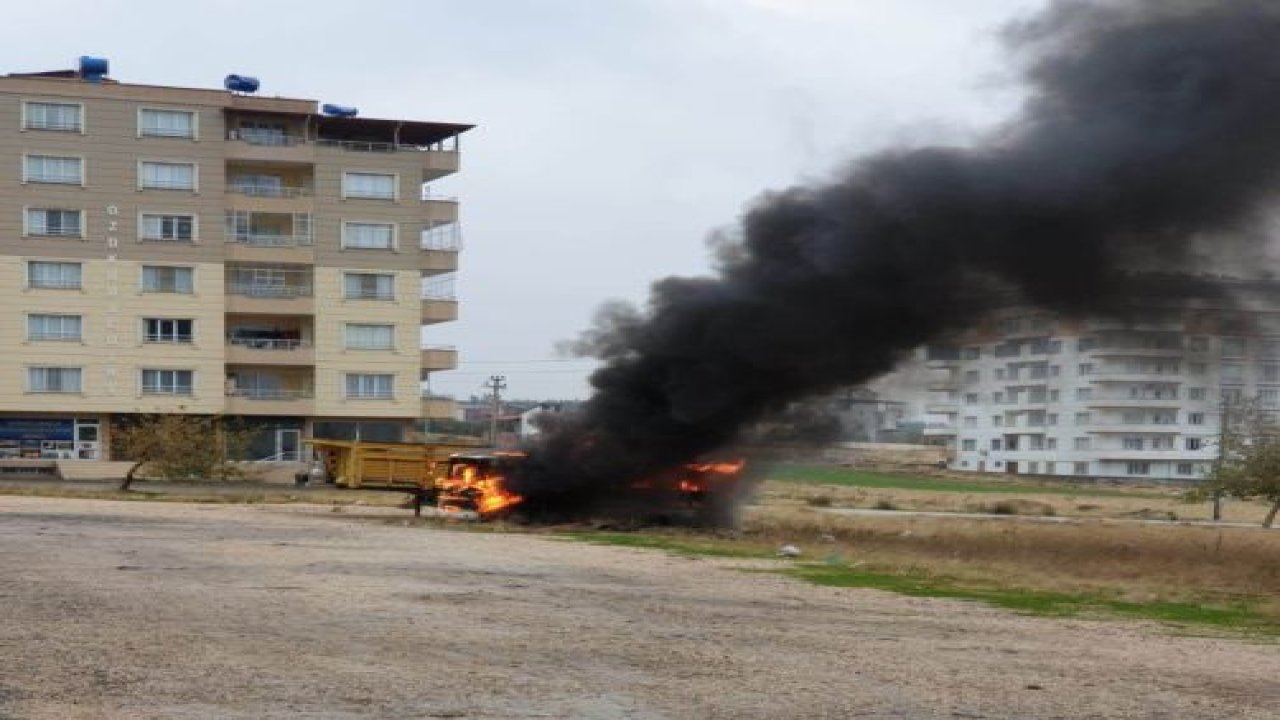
[760,480,1273,524]
[740,505,1280,616]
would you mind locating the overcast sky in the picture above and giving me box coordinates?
[1,0,1038,401]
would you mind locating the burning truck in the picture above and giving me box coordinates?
[307,438,749,524]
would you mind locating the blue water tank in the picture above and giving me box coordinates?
[78,56,109,83]
[322,104,359,118]
[224,74,260,93]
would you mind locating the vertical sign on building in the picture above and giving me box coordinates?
[104,205,120,394]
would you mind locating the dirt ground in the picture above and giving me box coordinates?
[1,497,1276,720]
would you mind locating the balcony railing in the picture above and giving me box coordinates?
[227,338,310,350]
[227,185,313,199]
[316,138,449,153]
[226,283,313,298]
[227,388,314,400]
[227,129,307,146]
[225,232,314,247]
[28,227,82,238]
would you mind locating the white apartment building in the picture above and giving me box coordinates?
[923,278,1280,480]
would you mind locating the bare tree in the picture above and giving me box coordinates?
[113,415,252,491]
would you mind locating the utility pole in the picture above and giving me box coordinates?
[486,375,507,448]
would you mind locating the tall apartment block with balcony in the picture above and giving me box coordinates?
[922,277,1280,481]
[0,62,471,460]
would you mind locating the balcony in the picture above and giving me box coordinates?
[224,129,314,163]
[421,299,459,324]
[421,195,459,226]
[923,422,957,436]
[226,338,315,366]
[225,283,314,315]
[1086,423,1182,434]
[1087,394,1182,409]
[421,394,458,419]
[421,345,458,371]
[225,388,315,416]
[925,403,959,415]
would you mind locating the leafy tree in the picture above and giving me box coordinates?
[113,415,252,491]
[1196,398,1280,528]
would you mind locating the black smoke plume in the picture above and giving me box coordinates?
[509,0,1280,519]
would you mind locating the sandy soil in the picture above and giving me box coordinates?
[0,497,1276,720]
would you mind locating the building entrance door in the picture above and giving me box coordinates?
[1006,461,1019,475]
[275,429,301,461]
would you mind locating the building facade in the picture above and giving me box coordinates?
[923,278,1280,480]
[0,64,470,460]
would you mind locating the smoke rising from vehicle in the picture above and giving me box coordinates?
[510,0,1280,520]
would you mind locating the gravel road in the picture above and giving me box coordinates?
[0,496,1275,719]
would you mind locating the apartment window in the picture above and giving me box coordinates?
[1122,437,1144,450]
[141,369,193,395]
[1177,463,1196,476]
[27,367,81,393]
[342,172,396,200]
[1188,387,1206,401]
[990,439,1002,451]
[23,101,82,132]
[1075,412,1091,425]
[1078,363,1094,376]
[1075,388,1092,401]
[1261,389,1280,409]
[1152,437,1174,450]
[343,272,395,300]
[1027,462,1040,474]
[992,416,1002,427]
[25,208,82,237]
[1221,363,1245,383]
[1073,462,1089,475]
[1049,390,1060,402]
[143,318,194,343]
[139,161,196,190]
[1077,336,1097,352]
[141,265,193,294]
[1221,387,1245,404]
[345,323,394,350]
[1050,365,1061,378]
[963,416,977,428]
[342,221,396,250]
[1189,362,1207,375]
[1074,437,1091,451]
[961,439,977,451]
[1126,462,1150,476]
[994,368,1005,380]
[27,261,82,289]
[962,347,980,360]
[964,370,979,383]
[24,155,82,184]
[139,108,196,138]
[964,393,978,405]
[1186,437,1203,451]
[345,373,393,399]
[27,314,81,341]
[993,391,1004,404]
[141,213,195,241]
[1188,412,1205,425]
[1047,413,1058,426]
[1046,438,1058,450]
[1221,337,1246,358]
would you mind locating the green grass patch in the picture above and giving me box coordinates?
[559,530,1277,635]
[768,465,1167,499]
[785,564,1276,634]
[560,531,772,559]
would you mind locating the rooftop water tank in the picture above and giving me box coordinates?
[322,104,358,118]
[78,56,109,83]
[224,74,260,93]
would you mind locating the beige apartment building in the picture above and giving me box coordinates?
[0,63,470,460]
